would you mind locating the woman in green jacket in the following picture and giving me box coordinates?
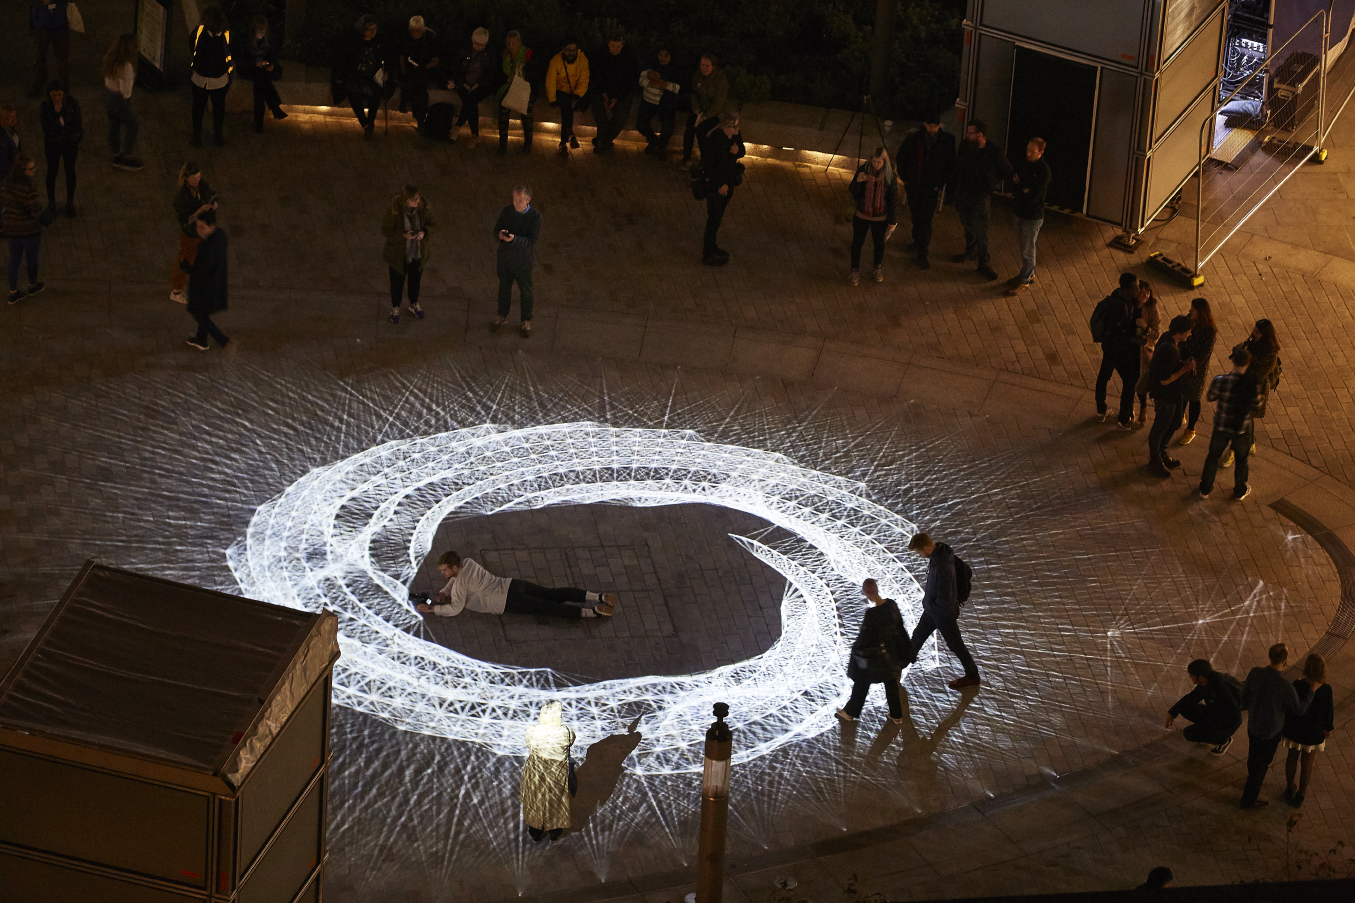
[381,184,436,323]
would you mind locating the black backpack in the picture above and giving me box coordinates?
[1089,294,1120,344]
[954,556,973,604]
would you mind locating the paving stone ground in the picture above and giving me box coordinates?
[4,7,1355,902]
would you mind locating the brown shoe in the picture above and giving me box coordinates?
[948,675,981,690]
[1241,800,1269,810]
[519,320,532,338]
[490,315,506,332]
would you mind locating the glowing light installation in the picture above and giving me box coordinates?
[229,422,922,774]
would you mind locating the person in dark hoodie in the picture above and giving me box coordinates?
[183,209,230,351]
[700,112,745,266]
[907,532,980,690]
[948,119,1012,281]
[636,48,683,156]
[896,112,955,269]
[589,31,639,153]
[1240,643,1317,810]
[491,185,542,338]
[835,578,911,724]
[1164,658,1243,755]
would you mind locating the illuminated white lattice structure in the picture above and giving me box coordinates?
[228,422,923,774]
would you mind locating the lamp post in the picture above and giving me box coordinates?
[696,702,733,903]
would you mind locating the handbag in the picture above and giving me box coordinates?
[67,3,86,33]
[502,66,531,114]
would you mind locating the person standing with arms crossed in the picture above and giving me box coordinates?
[1005,137,1050,295]
[948,119,1012,281]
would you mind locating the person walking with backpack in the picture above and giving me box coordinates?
[907,532,980,690]
[835,578,911,724]
[1091,272,1143,428]
[1163,658,1243,755]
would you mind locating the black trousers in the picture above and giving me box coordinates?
[346,79,381,129]
[555,92,583,143]
[243,69,283,127]
[591,91,633,147]
[389,259,422,308]
[703,190,732,256]
[190,310,229,345]
[1242,730,1284,805]
[1148,397,1184,464]
[908,187,939,257]
[851,217,888,269]
[498,105,533,150]
[497,256,534,320]
[910,611,979,680]
[504,579,587,619]
[401,69,432,123]
[843,676,902,720]
[1095,344,1141,423]
[636,100,676,150]
[455,84,494,133]
[1175,699,1237,745]
[191,84,229,141]
[44,145,77,205]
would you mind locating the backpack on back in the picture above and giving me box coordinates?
[1089,293,1121,344]
[954,556,973,604]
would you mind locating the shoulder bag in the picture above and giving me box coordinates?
[502,63,531,114]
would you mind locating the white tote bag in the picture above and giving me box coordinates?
[502,65,531,115]
[66,2,85,33]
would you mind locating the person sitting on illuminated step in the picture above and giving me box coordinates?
[415,550,618,619]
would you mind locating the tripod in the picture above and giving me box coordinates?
[825,94,888,173]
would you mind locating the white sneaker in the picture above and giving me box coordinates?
[170,290,187,304]
[848,270,860,286]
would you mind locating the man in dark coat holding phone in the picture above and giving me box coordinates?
[836,578,911,724]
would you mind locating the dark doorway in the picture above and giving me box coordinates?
[1007,47,1098,212]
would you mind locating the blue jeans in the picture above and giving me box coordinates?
[105,90,138,155]
[8,235,40,290]
[1017,216,1043,282]
[1199,426,1252,495]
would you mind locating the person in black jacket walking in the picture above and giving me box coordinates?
[1163,658,1243,754]
[846,148,897,285]
[1240,643,1317,810]
[1282,653,1334,808]
[908,532,980,690]
[491,186,542,338]
[700,112,745,265]
[896,113,954,269]
[835,579,910,724]
[183,210,230,351]
[39,80,81,216]
[190,6,233,147]
[1005,138,1050,294]
[949,119,1012,280]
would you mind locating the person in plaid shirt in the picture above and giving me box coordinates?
[1198,348,1266,500]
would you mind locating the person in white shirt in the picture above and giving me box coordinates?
[415,550,618,619]
[101,33,143,171]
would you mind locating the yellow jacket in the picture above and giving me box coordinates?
[545,50,589,102]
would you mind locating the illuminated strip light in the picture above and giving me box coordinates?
[228,423,923,773]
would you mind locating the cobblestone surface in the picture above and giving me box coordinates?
[2,7,1355,902]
